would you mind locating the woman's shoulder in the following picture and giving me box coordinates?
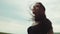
[45,18,52,24]
[46,18,53,28]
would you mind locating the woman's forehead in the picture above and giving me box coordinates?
[34,3,41,6]
[33,4,40,7]
[35,4,40,5]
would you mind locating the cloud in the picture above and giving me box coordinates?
[0,22,26,33]
[0,0,60,33]
[0,17,28,34]
[53,24,60,32]
[0,0,32,21]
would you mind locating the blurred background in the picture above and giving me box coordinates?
[0,0,60,34]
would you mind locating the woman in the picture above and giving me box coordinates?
[27,2,54,34]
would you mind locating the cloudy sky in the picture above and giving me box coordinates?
[0,0,60,34]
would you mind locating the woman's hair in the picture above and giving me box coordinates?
[35,2,45,11]
[28,2,53,34]
[32,2,46,22]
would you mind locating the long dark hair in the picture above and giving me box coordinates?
[32,2,46,22]
[27,2,53,34]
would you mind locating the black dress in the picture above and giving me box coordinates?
[27,16,53,34]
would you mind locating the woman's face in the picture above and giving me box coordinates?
[33,3,40,11]
[32,3,45,16]
[32,3,43,16]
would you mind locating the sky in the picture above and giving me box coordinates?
[0,0,60,34]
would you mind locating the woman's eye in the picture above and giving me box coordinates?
[36,6,39,7]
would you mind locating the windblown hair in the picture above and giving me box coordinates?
[35,2,45,11]
[33,2,46,22]
[27,2,53,34]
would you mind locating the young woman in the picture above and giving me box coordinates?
[27,2,54,34]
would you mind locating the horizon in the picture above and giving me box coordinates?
[0,0,60,34]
